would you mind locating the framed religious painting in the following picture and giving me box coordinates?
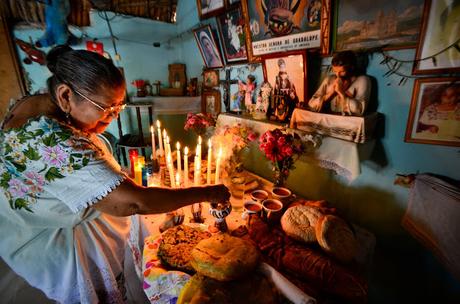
[413,0,460,74]
[201,90,222,117]
[193,25,224,69]
[203,69,220,89]
[241,0,327,59]
[335,0,424,51]
[262,50,307,122]
[405,77,460,147]
[216,5,248,64]
[196,0,225,19]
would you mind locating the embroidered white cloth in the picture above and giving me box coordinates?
[290,109,378,143]
[0,116,129,303]
[217,113,374,181]
[402,174,460,282]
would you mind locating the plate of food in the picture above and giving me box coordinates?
[142,223,316,304]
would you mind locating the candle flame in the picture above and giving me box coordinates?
[184,146,189,155]
[150,125,154,133]
[156,120,161,128]
[176,142,181,150]
[166,136,169,144]
[208,138,212,147]
[218,146,223,157]
[198,136,202,145]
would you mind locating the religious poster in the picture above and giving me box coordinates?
[244,0,321,56]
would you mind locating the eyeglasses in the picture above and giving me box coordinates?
[73,89,126,114]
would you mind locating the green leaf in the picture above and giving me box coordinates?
[17,133,28,143]
[34,129,44,137]
[14,198,31,211]
[38,164,48,173]
[82,157,89,166]
[71,153,83,158]
[42,133,58,147]
[12,162,26,172]
[44,167,65,181]
[23,145,41,161]
[0,172,12,188]
[72,164,82,170]
[4,144,13,154]
[56,131,72,141]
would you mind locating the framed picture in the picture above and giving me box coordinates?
[217,5,248,64]
[196,0,225,19]
[262,50,307,122]
[226,0,240,7]
[405,77,460,147]
[202,90,222,117]
[193,25,224,69]
[241,0,323,58]
[413,0,460,74]
[203,69,220,89]
[335,0,424,51]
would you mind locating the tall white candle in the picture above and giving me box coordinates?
[206,139,212,184]
[197,135,202,161]
[150,125,157,160]
[215,147,222,184]
[176,142,181,177]
[175,172,180,188]
[167,154,176,188]
[163,130,169,156]
[194,155,199,186]
[184,146,189,187]
[166,136,172,161]
[156,120,163,156]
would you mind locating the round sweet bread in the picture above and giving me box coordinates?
[281,205,324,243]
[190,233,260,281]
[157,225,211,273]
[316,214,358,263]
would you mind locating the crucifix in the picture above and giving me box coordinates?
[219,69,238,112]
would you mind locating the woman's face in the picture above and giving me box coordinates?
[203,37,214,58]
[332,65,348,78]
[70,85,126,134]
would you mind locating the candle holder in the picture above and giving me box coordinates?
[190,203,205,223]
[209,200,232,232]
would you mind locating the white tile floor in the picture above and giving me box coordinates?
[0,247,150,304]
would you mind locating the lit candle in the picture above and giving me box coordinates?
[184,146,189,187]
[197,135,202,161]
[167,154,176,188]
[163,130,169,156]
[166,136,172,161]
[215,146,222,184]
[195,157,201,186]
[176,142,181,177]
[156,120,163,156]
[150,125,157,161]
[134,157,143,185]
[175,172,181,188]
[194,155,199,186]
[206,139,212,184]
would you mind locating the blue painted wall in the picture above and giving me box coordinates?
[12,1,460,302]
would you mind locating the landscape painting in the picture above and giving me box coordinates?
[335,0,424,51]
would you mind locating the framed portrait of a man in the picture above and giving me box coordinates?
[193,25,224,69]
[413,0,460,74]
[405,77,460,147]
[262,51,307,122]
[217,6,248,64]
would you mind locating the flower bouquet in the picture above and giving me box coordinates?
[184,113,216,137]
[259,128,304,186]
[213,123,258,177]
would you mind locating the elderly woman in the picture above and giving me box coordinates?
[0,45,230,303]
[308,51,371,116]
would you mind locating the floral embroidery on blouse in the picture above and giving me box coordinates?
[0,116,100,212]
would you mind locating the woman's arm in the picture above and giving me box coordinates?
[93,178,230,217]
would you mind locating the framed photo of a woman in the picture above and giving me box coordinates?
[201,90,222,117]
[413,0,460,74]
[262,50,307,122]
[196,0,225,19]
[405,78,460,147]
[193,25,224,69]
[217,5,248,64]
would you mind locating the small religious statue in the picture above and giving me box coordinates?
[254,81,272,120]
[186,78,198,97]
[231,74,256,113]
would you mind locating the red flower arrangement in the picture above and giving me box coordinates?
[259,128,304,186]
[184,113,216,136]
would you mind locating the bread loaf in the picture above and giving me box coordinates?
[316,215,358,263]
[281,205,324,243]
[190,233,260,281]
